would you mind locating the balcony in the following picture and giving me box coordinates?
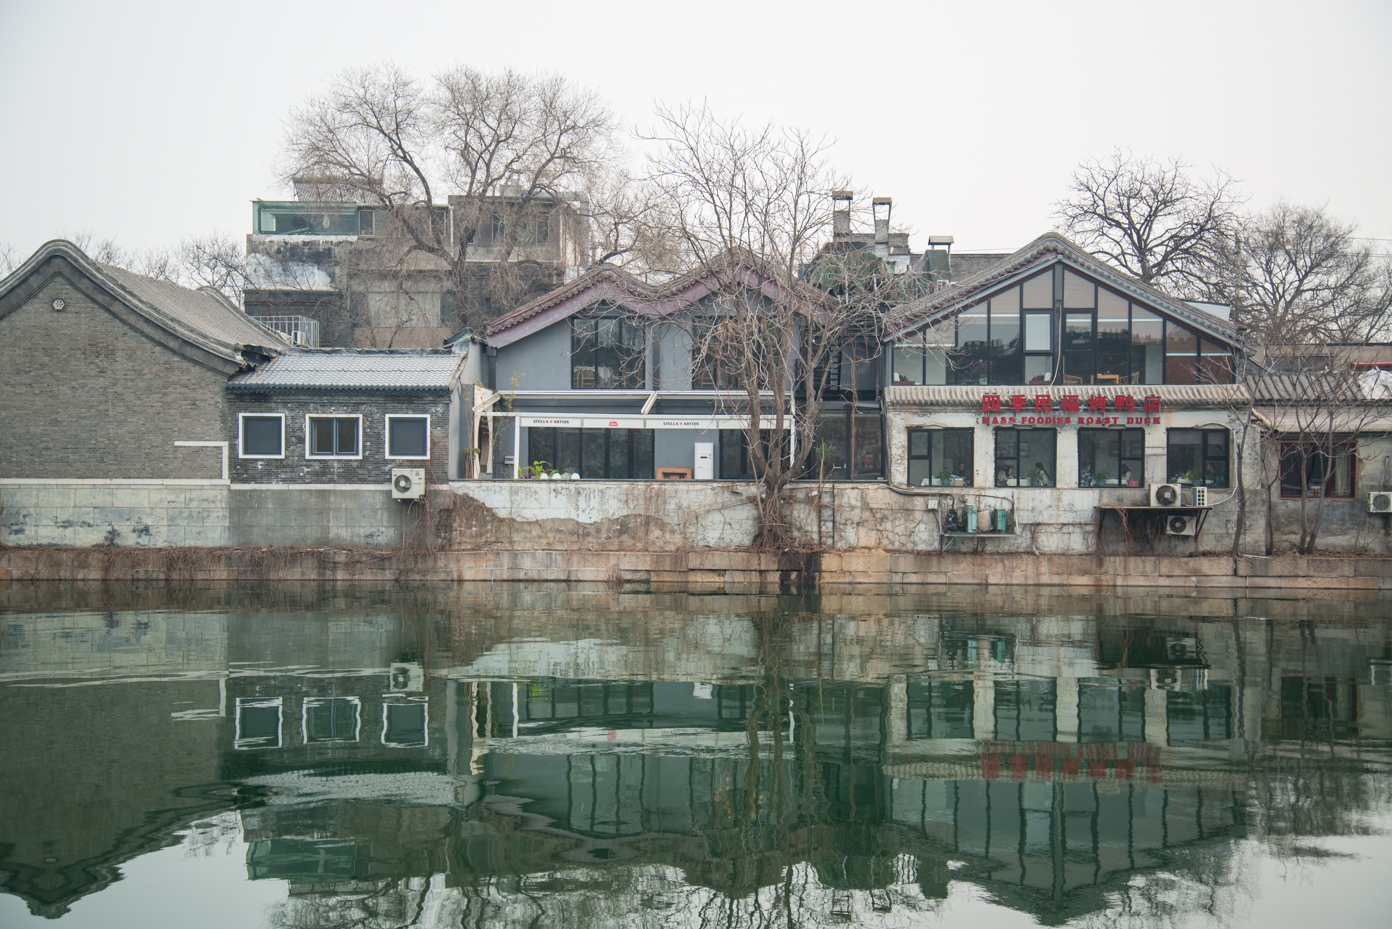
[255,315,321,348]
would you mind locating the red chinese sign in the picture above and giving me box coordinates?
[979,393,1162,427]
[979,741,1164,783]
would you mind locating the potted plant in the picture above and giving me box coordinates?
[938,467,954,487]
[968,359,989,385]
[1027,467,1044,486]
[1182,468,1201,484]
[1093,469,1111,486]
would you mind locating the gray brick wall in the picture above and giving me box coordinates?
[228,391,451,484]
[0,260,232,480]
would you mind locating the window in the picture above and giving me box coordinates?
[1078,681,1146,742]
[721,429,789,480]
[1078,428,1144,487]
[1167,429,1229,486]
[572,314,645,389]
[306,416,361,458]
[907,427,973,487]
[239,414,284,458]
[527,427,654,479]
[995,680,1057,741]
[383,699,427,747]
[385,415,429,459]
[1280,442,1355,498]
[906,680,974,739]
[303,697,361,743]
[801,410,882,481]
[995,429,1056,487]
[235,697,282,749]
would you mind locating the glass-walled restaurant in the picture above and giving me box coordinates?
[884,251,1248,502]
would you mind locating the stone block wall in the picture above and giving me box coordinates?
[228,486,415,547]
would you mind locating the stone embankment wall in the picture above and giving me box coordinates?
[1,477,1383,558]
[1,547,1388,593]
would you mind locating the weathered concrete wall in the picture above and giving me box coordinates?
[2,546,1389,593]
[0,481,229,547]
[228,485,416,547]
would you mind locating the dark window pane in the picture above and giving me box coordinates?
[1131,309,1163,384]
[582,429,606,478]
[609,429,629,477]
[305,698,359,742]
[310,418,334,455]
[336,418,358,455]
[1064,313,1093,351]
[383,703,426,747]
[952,306,990,384]
[851,413,882,480]
[242,416,282,456]
[632,430,654,479]
[388,417,428,457]
[528,427,556,470]
[1165,322,1199,383]
[557,428,582,475]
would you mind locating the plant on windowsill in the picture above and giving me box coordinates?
[1093,469,1111,486]
[1182,469,1201,484]
[520,460,553,479]
[1027,467,1044,486]
[968,359,989,385]
[939,467,954,487]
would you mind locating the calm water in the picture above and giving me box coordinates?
[1,583,1391,928]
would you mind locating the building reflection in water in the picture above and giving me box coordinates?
[0,586,1389,926]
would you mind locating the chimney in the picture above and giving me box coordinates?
[872,197,892,259]
[832,190,853,238]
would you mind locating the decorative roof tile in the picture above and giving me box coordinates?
[229,349,465,391]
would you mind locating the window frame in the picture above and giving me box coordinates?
[1077,427,1145,488]
[234,697,283,750]
[527,426,655,479]
[238,413,285,459]
[384,414,431,460]
[907,427,974,487]
[304,414,363,459]
[1166,428,1230,487]
[570,312,647,390]
[994,428,1057,487]
[302,696,362,744]
[1279,441,1356,498]
[382,698,429,748]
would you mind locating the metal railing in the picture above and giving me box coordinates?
[255,315,321,348]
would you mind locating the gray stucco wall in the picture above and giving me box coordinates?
[0,257,232,480]
[495,323,572,391]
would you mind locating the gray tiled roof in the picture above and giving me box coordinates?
[99,262,282,348]
[229,349,465,391]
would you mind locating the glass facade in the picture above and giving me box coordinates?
[1078,428,1144,487]
[527,427,655,479]
[572,316,646,389]
[891,266,1233,386]
[1167,429,1229,486]
[995,429,1056,487]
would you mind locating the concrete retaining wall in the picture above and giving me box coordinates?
[0,481,230,547]
[1,547,1387,593]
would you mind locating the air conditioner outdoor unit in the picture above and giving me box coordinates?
[1150,483,1181,507]
[389,662,424,693]
[391,468,425,500]
[1165,515,1197,536]
[1368,491,1392,514]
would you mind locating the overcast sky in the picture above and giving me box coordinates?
[2,0,1389,263]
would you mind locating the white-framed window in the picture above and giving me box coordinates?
[235,697,282,749]
[382,698,428,747]
[385,414,430,459]
[302,696,361,743]
[239,413,285,459]
[305,415,362,459]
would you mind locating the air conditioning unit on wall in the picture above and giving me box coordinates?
[1369,491,1392,514]
[1166,515,1197,536]
[391,468,425,500]
[1150,483,1181,507]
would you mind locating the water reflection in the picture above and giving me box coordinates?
[1,585,1390,926]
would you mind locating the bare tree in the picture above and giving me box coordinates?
[1056,150,1243,298]
[0,241,17,277]
[1224,201,1392,343]
[281,64,627,331]
[177,232,249,304]
[643,103,894,551]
